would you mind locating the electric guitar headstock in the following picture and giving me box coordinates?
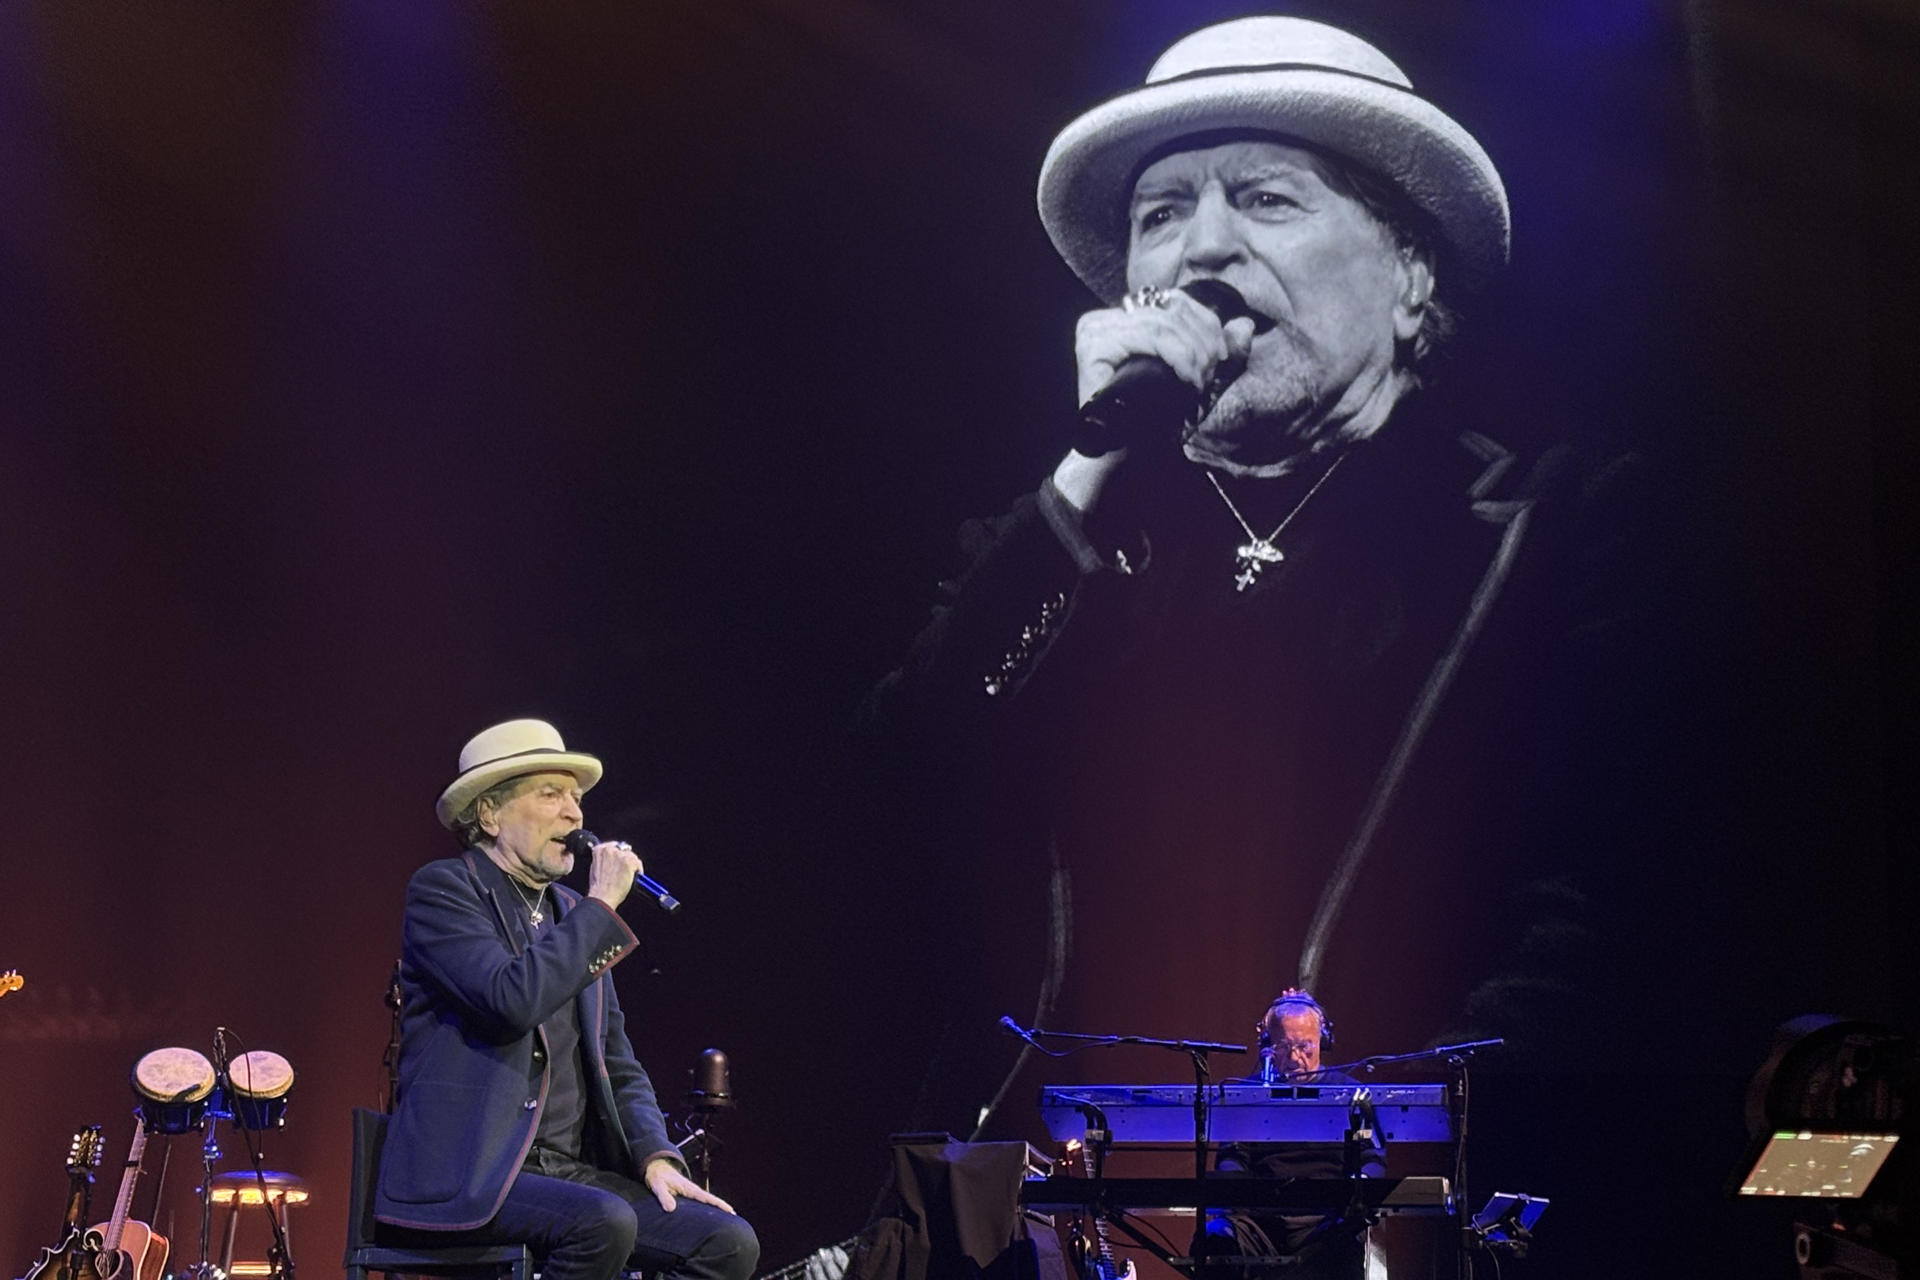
[1,969,23,999]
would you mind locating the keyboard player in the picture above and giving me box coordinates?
[1203,990,1384,1280]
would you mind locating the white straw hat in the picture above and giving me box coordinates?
[1037,16,1510,303]
[435,719,603,829]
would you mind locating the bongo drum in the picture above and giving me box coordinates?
[226,1050,294,1130]
[132,1046,216,1134]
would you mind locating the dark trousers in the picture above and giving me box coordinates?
[420,1148,759,1280]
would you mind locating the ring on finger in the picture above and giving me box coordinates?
[1126,285,1171,311]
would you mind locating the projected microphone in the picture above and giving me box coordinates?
[1073,278,1276,458]
[562,828,682,913]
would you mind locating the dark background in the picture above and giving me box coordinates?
[2,2,1914,1277]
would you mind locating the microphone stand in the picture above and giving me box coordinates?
[1319,1037,1504,1078]
[1021,1027,1245,1181]
[1449,1051,1472,1280]
[680,1049,734,1192]
[200,1028,299,1280]
[1022,1025,1245,1273]
[380,962,402,1114]
[1320,1037,1503,1280]
[184,1029,230,1280]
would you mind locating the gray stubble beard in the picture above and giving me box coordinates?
[1184,329,1337,475]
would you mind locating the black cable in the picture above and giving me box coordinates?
[218,1028,298,1280]
[146,1126,172,1224]
[1105,1211,1180,1258]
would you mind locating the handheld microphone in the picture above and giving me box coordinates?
[1073,278,1275,458]
[562,828,682,913]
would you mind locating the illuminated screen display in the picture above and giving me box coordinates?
[1738,1131,1899,1198]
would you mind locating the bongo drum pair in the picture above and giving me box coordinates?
[132,1046,294,1133]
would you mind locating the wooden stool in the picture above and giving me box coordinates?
[210,1170,309,1276]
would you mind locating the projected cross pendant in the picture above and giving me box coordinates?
[1233,540,1285,592]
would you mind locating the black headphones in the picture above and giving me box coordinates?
[1260,987,1335,1049]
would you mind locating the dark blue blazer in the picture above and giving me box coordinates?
[374,851,680,1230]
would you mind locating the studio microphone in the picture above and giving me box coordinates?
[688,1047,733,1111]
[562,828,682,913]
[1073,278,1276,458]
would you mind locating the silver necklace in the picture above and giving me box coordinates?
[1204,453,1348,592]
[507,876,549,926]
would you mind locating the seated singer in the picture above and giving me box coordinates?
[373,718,759,1280]
[1204,990,1382,1280]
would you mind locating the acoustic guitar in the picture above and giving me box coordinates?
[91,1115,168,1280]
[20,1126,105,1280]
[0,969,22,999]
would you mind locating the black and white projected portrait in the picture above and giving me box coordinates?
[864,17,1660,1277]
[853,7,1913,1278]
[1,5,1913,1280]
[874,11,1600,1062]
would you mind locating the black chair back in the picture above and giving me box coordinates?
[343,1105,533,1280]
[348,1106,391,1250]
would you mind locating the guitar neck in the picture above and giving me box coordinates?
[62,1181,92,1234]
[758,1234,859,1280]
[1079,1145,1121,1274]
[101,1120,149,1256]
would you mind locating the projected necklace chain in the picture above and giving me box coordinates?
[1204,452,1347,592]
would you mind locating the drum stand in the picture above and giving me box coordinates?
[181,1105,227,1280]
